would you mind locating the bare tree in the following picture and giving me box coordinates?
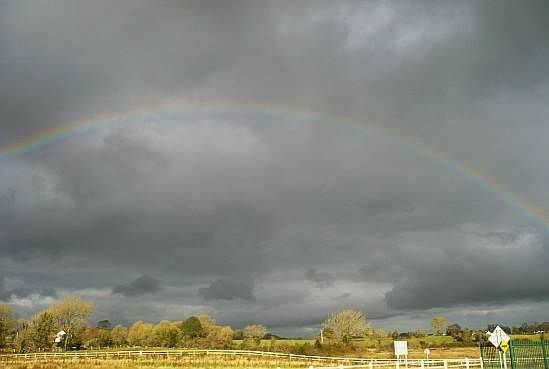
[430,316,448,335]
[243,324,267,339]
[48,295,94,350]
[322,309,368,343]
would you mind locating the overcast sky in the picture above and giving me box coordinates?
[1,0,549,337]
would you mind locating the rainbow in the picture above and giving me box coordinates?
[1,98,547,228]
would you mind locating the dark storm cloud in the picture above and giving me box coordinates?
[305,269,334,288]
[112,276,161,297]
[1,0,549,333]
[0,276,57,301]
[198,276,255,301]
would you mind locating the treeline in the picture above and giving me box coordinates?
[0,296,268,353]
[1,301,373,354]
[3,297,545,355]
[489,323,549,335]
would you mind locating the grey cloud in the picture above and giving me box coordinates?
[305,269,334,288]
[198,276,255,301]
[0,0,549,334]
[112,276,161,297]
[0,276,57,301]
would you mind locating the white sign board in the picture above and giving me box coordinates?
[394,341,408,356]
[488,326,510,348]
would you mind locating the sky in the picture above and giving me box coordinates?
[1,0,549,337]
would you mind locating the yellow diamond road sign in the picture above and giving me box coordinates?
[499,339,509,353]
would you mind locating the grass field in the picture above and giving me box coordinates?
[1,335,541,369]
[0,362,278,369]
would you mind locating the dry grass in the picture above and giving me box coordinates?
[0,359,285,369]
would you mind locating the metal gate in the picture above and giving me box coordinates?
[481,340,549,369]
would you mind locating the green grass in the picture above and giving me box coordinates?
[233,335,456,348]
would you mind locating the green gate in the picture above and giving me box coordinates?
[481,340,549,369]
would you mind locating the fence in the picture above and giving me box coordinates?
[0,348,481,369]
[481,340,549,369]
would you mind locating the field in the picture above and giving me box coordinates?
[1,335,541,369]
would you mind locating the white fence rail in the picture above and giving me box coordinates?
[0,348,481,369]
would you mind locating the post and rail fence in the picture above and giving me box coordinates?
[0,348,481,369]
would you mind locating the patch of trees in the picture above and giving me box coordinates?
[508,322,549,335]
[0,298,270,353]
[445,323,486,345]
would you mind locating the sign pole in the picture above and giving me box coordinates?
[498,350,503,369]
[503,351,508,369]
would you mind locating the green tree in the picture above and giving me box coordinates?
[0,304,15,348]
[30,311,56,351]
[447,323,462,340]
[322,309,369,343]
[180,316,204,339]
[430,316,448,335]
[96,320,112,330]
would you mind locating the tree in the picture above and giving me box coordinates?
[111,325,128,347]
[205,325,234,348]
[13,322,33,353]
[447,323,462,340]
[180,316,204,339]
[430,316,448,335]
[81,327,112,349]
[152,320,179,347]
[48,296,94,350]
[243,324,267,339]
[29,310,56,351]
[127,321,154,347]
[96,320,113,330]
[322,309,368,343]
[0,304,15,348]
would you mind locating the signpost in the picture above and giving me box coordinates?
[488,326,511,369]
[394,341,408,368]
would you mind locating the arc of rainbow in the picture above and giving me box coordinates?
[1,98,547,229]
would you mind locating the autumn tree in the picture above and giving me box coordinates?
[110,325,128,347]
[206,325,234,348]
[152,320,179,347]
[322,309,368,343]
[243,324,267,339]
[48,295,94,350]
[13,321,33,353]
[127,321,154,347]
[81,327,112,349]
[430,316,448,335]
[0,304,15,348]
